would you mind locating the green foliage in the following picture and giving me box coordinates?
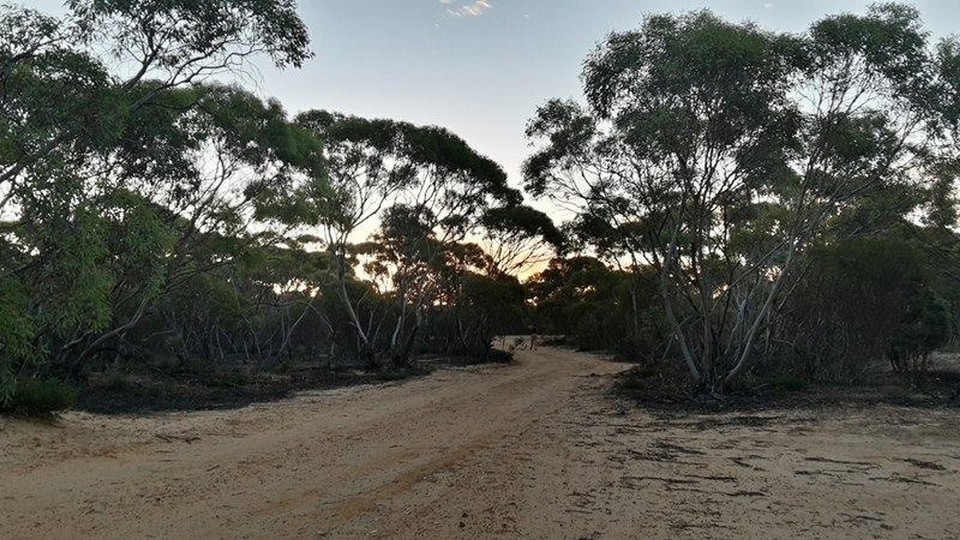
[265,109,541,367]
[0,1,319,401]
[1,379,79,415]
[524,3,960,390]
[773,235,952,383]
[66,0,312,69]
[0,0,550,399]
[888,288,952,374]
[22,0,960,417]
[0,277,35,365]
[527,257,664,358]
[481,205,565,250]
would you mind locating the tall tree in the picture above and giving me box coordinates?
[0,1,313,399]
[525,5,957,389]
[260,111,521,366]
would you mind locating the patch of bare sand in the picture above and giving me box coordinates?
[2,346,959,539]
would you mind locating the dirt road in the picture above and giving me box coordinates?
[3,346,960,539]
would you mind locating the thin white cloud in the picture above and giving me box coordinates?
[445,0,494,18]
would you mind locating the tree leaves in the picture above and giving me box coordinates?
[525,4,960,388]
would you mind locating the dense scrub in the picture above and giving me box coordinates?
[0,1,555,414]
[0,379,78,416]
[526,257,665,359]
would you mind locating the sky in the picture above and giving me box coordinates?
[255,0,960,199]
[19,1,960,201]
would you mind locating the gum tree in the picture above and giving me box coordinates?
[262,112,521,366]
[0,1,312,398]
[525,5,957,389]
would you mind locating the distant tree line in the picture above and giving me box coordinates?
[524,3,960,391]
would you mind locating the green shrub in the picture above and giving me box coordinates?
[774,236,952,383]
[888,288,952,375]
[2,378,78,415]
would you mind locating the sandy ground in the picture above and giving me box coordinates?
[2,345,960,539]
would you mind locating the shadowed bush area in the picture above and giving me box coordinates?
[1,379,79,416]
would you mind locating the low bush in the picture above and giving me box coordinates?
[1,378,78,416]
[209,369,250,388]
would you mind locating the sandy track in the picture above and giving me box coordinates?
[2,346,960,539]
[0,347,623,539]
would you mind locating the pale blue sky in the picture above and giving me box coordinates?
[245,0,960,197]
[20,1,960,195]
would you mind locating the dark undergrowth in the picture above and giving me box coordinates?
[72,352,513,415]
[615,361,960,415]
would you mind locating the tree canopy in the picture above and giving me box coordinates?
[0,1,566,409]
[525,4,960,389]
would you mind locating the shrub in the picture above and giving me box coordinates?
[210,369,250,388]
[618,361,696,400]
[527,257,665,361]
[888,288,952,375]
[772,236,951,383]
[1,378,78,415]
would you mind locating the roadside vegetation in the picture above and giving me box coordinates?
[4,1,960,415]
[0,0,556,414]
[525,3,960,401]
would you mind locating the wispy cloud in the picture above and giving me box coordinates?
[442,0,494,19]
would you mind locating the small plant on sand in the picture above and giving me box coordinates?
[1,378,78,416]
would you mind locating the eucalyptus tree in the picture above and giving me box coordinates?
[82,84,320,367]
[4,82,321,383]
[0,1,312,399]
[2,0,312,241]
[525,4,958,389]
[1,0,310,193]
[360,134,523,365]
[479,204,566,275]
[266,111,522,365]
